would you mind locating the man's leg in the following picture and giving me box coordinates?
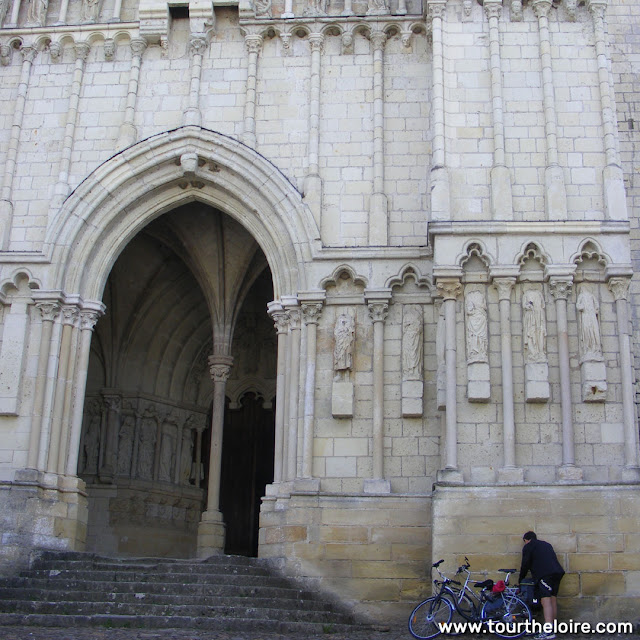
[541,596,554,625]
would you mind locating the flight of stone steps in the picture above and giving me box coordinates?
[0,551,364,633]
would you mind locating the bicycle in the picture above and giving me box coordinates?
[408,559,455,639]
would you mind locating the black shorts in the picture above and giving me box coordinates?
[537,573,563,598]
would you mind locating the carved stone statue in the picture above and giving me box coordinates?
[158,432,175,482]
[333,313,355,379]
[576,286,602,361]
[82,408,101,474]
[522,288,547,363]
[465,289,488,363]
[137,415,157,479]
[117,415,135,476]
[81,0,102,23]
[27,0,48,25]
[402,305,423,381]
[255,0,272,16]
[304,0,325,16]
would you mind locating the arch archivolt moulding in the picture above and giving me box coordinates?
[46,126,321,302]
[385,262,431,290]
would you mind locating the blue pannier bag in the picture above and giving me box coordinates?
[483,593,504,616]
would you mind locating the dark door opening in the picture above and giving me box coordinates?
[219,393,275,557]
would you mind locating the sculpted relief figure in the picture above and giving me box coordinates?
[402,305,423,381]
[0,0,9,28]
[465,289,488,363]
[117,415,135,476]
[522,288,547,363]
[576,286,603,362]
[27,0,48,25]
[81,404,101,474]
[137,412,157,480]
[81,0,102,22]
[333,313,355,380]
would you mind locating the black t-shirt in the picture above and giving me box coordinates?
[519,539,565,582]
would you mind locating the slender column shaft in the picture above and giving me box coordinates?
[65,308,102,476]
[184,36,207,127]
[307,34,323,176]
[28,302,60,468]
[286,309,302,480]
[174,422,184,484]
[46,307,78,473]
[54,42,90,207]
[495,278,516,469]
[282,0,293,19]
[57,321,80,473]
[242,34,263,148]
[0,45,36,249]
[301,302,322,479]
[486,1,505,167]
[369,303,388,480]
[117,38,147,149]
[371,32,385,196]
[206,355,233,512]
[112,0,123,20]
[194,427,203,487]
[9,0,22,26]
[58,0,70,23]
[268,304,288,483]
[608,278,640,470]
[550,279,575,467]
[429,1,446,169]
[437,280,462,471]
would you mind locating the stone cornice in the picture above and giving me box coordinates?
[429,220,630,237]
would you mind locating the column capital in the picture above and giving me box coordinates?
[493,277,516,301]
[286,307,302,330]
[532,0,552,18]
[189,35,209,58]
[370,30,387,50]
[208,355,234,382]
[301,302,323,325]
[21,45,38,64]
[427,0,447,20]
[586,0,607,19]
[61,305,80,326]
[308,32,325,53]
[79,309,101,331]
[436,278,462,301]
[244,33,264,55]
[607,277,630,301]
[75,41,91,62]
[35,301,61,322]
[130,37,148,57]
[548,277,573,300]
[367,301,389,323]
[484,0,503,20]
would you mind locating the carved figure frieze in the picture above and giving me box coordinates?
[27,0,48,26]
[81,0,102,23]
[402,304,423,381]
[333,312,355,380]
[117,415,135,476]
[137,413,157,480]
[465,288,488,364]
[576,285,603,363]
[522,287,547,363]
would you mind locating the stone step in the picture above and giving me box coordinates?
[0,584,317,603]
[0,613,359,634]
[0,600,346,622]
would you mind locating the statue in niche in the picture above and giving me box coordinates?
[254,0,271,17]
[366,0,388,14]
[180,421,195,485]
[81,0,102,22]
[576,286,603,362]
[402,305,423,381]
[333,313,355,380]
[137,414,157,480]
[158,432,175,482]
[465,289,488,363]
[27,0,48,25]
[116,415,135,476]
[81,407,101,474]
[522,288,547,363]
[304,0,325,16]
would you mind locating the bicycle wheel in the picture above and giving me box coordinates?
[452,591,478,622]
[480,595,531,638]
[408,596,454,639]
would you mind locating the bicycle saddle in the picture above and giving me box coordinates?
[499,568,517,573]
[474,579,494,589]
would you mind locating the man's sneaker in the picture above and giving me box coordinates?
[533,633,555,640]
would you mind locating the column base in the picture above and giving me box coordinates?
[557,465,583,483]
[363,478,391,494]
[497,467,525,484]
[621,466,640,483]
[197,509,225,558]
[436,468,464,485]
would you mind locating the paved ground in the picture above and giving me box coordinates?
[0,625,637,640]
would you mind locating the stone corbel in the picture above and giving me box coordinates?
[341,30,354,54]
[103,38,115,61]
[189,0,216,37]
[510,0,522,21]
[564,0,577,21]
[0,44,12,66]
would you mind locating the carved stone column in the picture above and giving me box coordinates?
[47,306,79,474]
[532,0,567,220]
[364,294,391,493]
[117,37,147,149]
[494,277,524,483]
[0,45,37,249]
[436,279,463,483]
[549,276,582,482]
[184,35,208,126]
[194,422,204,487]
[53,42,91,209]
[197,354,233,557]
[484,0,513,220]
[285,305,302,482]
[242,33,263,148]
[369,31,388,246]
[65,304,104,476]
[607,277,640,480]
[267,302,288,485]
[305,33,324,233]
[587,0,627,221]
[427,0,450,221]
[299,295,324,489]
[27,296,61,468]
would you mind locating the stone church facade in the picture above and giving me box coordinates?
[0,0,639,624]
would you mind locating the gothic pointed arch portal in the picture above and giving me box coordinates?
[48,127,318,558]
